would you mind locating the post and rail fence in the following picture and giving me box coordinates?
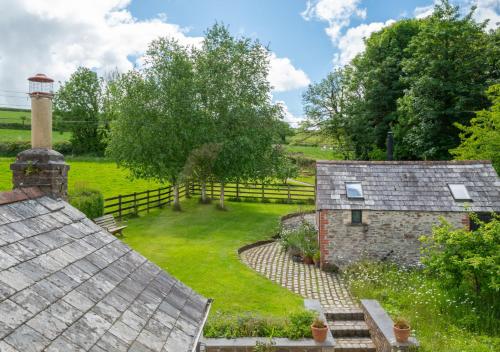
[104,181,315,219]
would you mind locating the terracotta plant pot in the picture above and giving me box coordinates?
[303,255,314,265]
[393,325,411,343]
[311,324,328,343]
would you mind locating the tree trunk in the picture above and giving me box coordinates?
[185,181,191,198]
[201,180,208,203]
[219,182,225,209]
[173,184,181,211]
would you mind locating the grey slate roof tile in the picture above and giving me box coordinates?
[316,161,500,211]
[0,196,209,352]
[45,336,87,352]
[3,324,50,352]
[0,341,19,352]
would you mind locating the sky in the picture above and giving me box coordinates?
[0,0,498,125]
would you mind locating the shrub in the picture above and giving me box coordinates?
[278,219,318,258]
[204,310,315,339]
[394,317,410,329]
[420,214,500,299]
[69,183,104,219]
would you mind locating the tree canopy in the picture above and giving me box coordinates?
[451,84,500,172]
[106,24,289,209]
[54,67,106,155]
[304,0,499,161]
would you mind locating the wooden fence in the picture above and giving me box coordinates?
[104,181,315,219]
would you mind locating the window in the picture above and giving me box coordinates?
[448,184,472,201]
[351,210,362,224]
[346,183,363,199]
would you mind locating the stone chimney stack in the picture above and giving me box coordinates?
[10,74,69,200]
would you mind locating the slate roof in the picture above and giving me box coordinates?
[0,188,210,352]
[316,160,500,212]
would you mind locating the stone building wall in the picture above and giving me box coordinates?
[319,209,468,268]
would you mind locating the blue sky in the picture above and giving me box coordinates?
[0,0,498,124]
[128,0,434,119]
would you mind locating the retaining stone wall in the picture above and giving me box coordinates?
[361,300,419,352]
[319,210,467,268]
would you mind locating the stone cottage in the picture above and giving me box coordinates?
[0,74,211,352]
[316,160,500,269]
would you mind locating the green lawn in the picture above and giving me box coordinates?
[0,157,162,198]
[0,109,31,124]
[284,145,341,160]
[123,199,306,317]
[0,129,71,142]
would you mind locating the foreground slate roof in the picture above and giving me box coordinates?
[316,160,500,212]
[0,188,210,352]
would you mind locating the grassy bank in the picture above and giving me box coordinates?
[345,262,500,352]
[0,157,162,198]
[123,199,306,318]
[284,145,340,160]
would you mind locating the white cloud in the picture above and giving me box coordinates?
[414,4,435,19]
[0,0,307,107]
[275,100,303,127]
[333,20,395,66]
[302,0,366,42]
[470,0,500,30]
[268,54,310,92]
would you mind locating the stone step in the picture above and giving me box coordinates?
[328,320,371,338]
[325,307,365,321]
[334,337,376,352]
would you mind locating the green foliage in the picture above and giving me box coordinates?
[107,38,202,210]
[204,310,315,339]
[420,215,500,299]
[54,67,107,155]
[302,68,353,159]
[69,183,104,219]
[197,24,287,207]
[451,84,500,172]
[395,1,494,159]
[304,0,498,161]
[344,261,500,351]
[279,219,318,257]
[254,341,276,352]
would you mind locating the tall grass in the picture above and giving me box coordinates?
[344,262,500,352]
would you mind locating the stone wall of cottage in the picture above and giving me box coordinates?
[319,209,468,269]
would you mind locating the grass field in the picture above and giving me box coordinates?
[0,157,162,198]
[285,145,341,160]
[287,131,331,146]
[123,199,305,318]
[0,129,71,142]
[0,109,31,124]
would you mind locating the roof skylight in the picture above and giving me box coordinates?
[346,182,363,199]
[448,184,472,201]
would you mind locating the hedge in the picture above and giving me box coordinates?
[0,140,74,156]
[69,185,104,219]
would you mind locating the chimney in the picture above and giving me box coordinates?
[10,74,70,200]
[386,130,394,161]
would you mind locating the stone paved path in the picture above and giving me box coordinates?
[240,241,357,310]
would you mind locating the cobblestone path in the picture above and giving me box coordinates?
[240,241,357,310]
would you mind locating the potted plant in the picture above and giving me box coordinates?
[311,317,328,343]
[393,317,411,343]
[313,250,321,267]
